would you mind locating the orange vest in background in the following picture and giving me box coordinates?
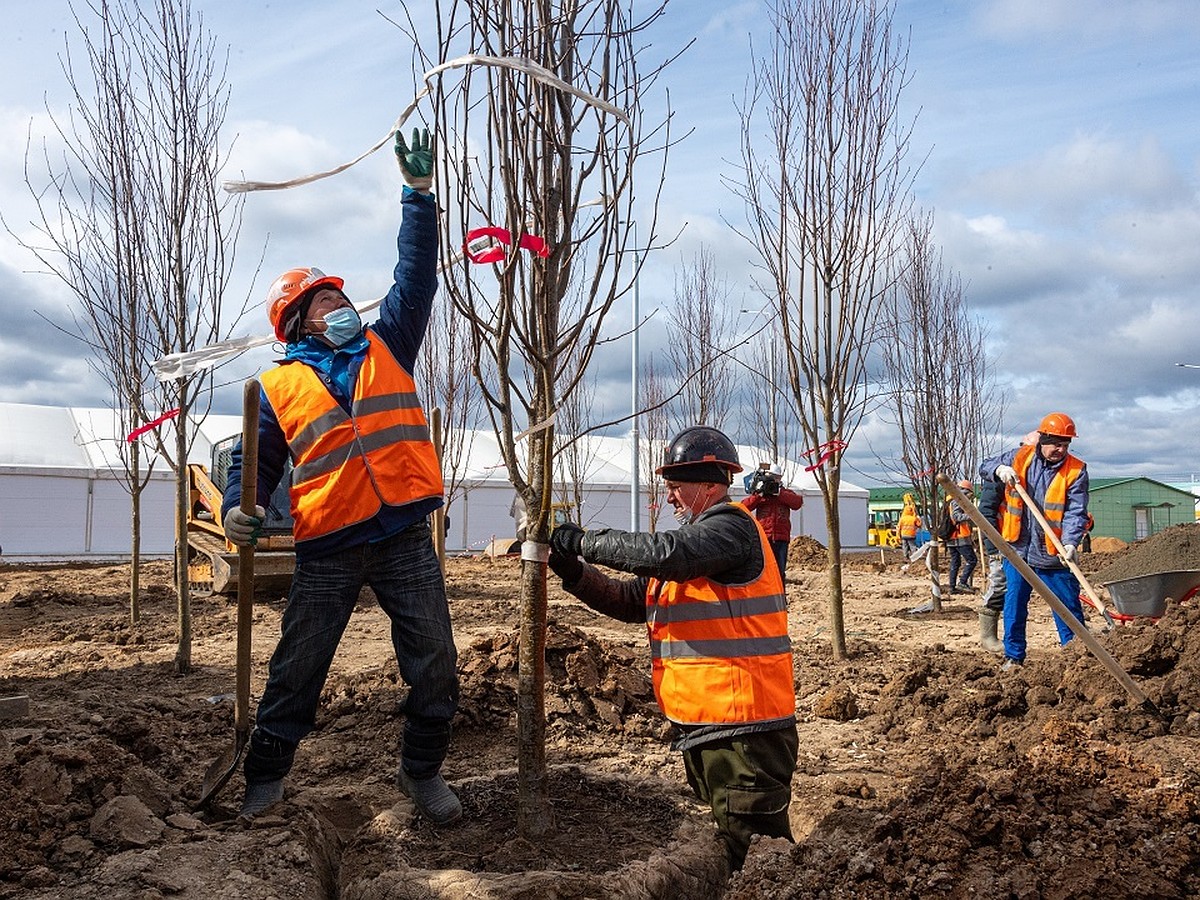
[898,507,921,538]
[998,444,1085,555]
[644,502,795,726]
[261,330,443,542]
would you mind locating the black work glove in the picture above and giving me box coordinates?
[550,522,585,557]
[548,548,584,584]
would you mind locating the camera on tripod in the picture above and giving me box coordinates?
[749,468,782,497]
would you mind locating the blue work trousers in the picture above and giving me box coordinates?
[251,521,459,775]
[1001,560,1085,663]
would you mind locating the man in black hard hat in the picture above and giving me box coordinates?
[548,425,798,872]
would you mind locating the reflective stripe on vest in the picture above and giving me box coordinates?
[261,330,443,542]
[644,502,796,726]
[998,444,1084,555]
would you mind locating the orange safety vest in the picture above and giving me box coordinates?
[644,502,795,726]
[898,507,921,538]
[261,330,443,542]
[998,444,1085,555]
[951,512,972,542]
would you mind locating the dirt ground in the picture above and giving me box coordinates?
[2,525,1199,898]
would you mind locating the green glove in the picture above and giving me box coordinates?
[395,127,434,193]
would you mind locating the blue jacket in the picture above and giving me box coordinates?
[980,446,1089,569]
[222,187,442,561]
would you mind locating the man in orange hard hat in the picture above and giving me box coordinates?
[980,413,1090,669]
[221,129,462,824]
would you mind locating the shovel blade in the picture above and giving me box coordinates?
[196,728,249,810]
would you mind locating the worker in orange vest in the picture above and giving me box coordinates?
[981,412,1090,670]
[897,493,922,559]
[222,129,461,824]
[548,426,797,871]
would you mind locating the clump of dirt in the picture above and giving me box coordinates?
[1095,523,1200,583]
[1091,535,1128,553]
[788,536,828,570]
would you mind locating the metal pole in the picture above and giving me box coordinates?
[631,221,641,532]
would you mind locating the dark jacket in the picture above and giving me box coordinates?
[556,500,793,748]
[222,187,441,562]
[559,501,769,624]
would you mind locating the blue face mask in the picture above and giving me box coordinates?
[320,307,362,347]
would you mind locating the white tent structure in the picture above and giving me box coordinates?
[0,402,868,559]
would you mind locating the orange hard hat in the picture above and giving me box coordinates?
[266,267,345,341]
[957,479,973,491]
[1037,412,1077,439]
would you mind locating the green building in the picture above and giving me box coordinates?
[1088,477,1197,542]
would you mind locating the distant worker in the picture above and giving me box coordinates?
[743,462,804,581]
[897,494,922,559]
[221,129,461,823]
[980,412,1089,670]
[947,480,978,593]
[547,426,797,871]
[1081,512,1096,553]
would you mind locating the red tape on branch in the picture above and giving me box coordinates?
[464,226,550,264]
[802,439,847,472]
[126,408,181,443]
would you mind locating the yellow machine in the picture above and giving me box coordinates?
[185,436,295,595]
[866,509,901,548]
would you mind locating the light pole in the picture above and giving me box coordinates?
[631,222,641,532]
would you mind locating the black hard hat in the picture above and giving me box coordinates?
[656,426,743,482]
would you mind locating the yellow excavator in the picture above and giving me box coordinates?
[866,509,901,548]
[186,435,295,595]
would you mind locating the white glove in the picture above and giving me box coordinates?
[224,505,266,547]
[1062,543,1078,563]
[994,465,1018,486]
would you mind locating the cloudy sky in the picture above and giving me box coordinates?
[2,1,1198,487]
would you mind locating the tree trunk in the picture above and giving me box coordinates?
[129,440,141,626]
[516,554,553,837]
[824,489,847,660]
[173,418,191,673]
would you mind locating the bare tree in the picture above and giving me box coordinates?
[402,0,676,837]
[665,245,738,430]
[553,339,600,526]
[419,275,485,541]
[10,0,245,665]
[739,324,803,470]
[731,0,916,659]
[639,356,671,532]
[880,212,1001,608]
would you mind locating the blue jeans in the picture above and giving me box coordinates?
[1001,560,1085,663]
[247,521,458,782]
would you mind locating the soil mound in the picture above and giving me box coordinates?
[1094,522,1200,583]
[788,535,827,570]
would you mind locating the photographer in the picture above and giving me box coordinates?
[742,463,804,581]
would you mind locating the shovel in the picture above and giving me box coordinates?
[1009,479,1116,629]
[937,474,1161,718]
[196,378,260,809]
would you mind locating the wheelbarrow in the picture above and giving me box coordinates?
[1081,569,1200,624]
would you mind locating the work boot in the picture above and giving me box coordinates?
[1000,657,1023,672]
[397,769,462,825]
[978,608,1003,653]
[239,779,284,818]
